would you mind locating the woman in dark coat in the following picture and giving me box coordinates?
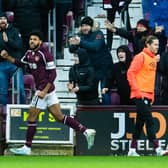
[103,45,133,105]
[67,48,100,105]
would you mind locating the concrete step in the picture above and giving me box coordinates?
[4,144,74,156]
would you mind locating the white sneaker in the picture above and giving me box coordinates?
[128,148,140,156]
[156,147,168,156]
[84,129,96,150]
[10,145,31,155]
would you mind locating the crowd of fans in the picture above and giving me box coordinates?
[0,0,168,106]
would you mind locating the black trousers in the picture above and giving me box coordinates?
[133,98,156,142]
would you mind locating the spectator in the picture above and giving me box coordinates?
[2,0,54,52]
[105,0,132,50]
[127,35,168,156]
[67,48,100,105]
[0,11,26,105]
[69,16,113,104]
[0,30,96,155]
[56,0,73,59]
[158,38,168,105]
[102,45,133,105]
[105,18,167,55]
[105,18,167,104]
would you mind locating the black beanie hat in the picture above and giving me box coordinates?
[137,19,149,29]
[0,12,6,18]
[81,16,94,27]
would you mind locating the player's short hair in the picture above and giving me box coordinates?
[29,30,44,41]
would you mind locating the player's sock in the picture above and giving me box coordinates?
[25,121,37,147]
[130,139,137,148]
[63,115,86,132]
[153,139,159,148]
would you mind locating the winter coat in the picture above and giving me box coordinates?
[69,49,99,102]
[69,28,113,70]
[115,27,167,55]
[104,45,132,105]
[0,23,22,62]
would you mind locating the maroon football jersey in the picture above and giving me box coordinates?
[15,45,56,93]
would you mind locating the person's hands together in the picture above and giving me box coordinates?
[0,50,9,59]
[69,36,80,45]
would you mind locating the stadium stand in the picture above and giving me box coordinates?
[54,0,143,105]
[8,74,35,104]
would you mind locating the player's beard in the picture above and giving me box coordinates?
[30,43,40,50]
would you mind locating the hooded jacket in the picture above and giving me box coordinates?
[104,45,132,105]
[69,48,99,101]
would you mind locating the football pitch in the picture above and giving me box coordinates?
[0,156,168,168]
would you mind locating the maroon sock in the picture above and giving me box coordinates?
[25,121,37,147]
[131,139,137,148]
[63,115,87,133]
[153,139,159,148]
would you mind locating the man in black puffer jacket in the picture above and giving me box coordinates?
[67,48,100,105]
[2,0,54,52]
[0,11,26,104]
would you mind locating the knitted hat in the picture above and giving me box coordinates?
[137,19,149,29]
[81,16,94,27]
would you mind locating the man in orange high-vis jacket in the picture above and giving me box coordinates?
[127,35,168,156]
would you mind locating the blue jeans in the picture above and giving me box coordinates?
[0,61,26,105]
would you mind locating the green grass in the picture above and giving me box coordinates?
[0,156,168,168]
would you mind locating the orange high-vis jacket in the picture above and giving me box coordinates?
[127,48,157,102]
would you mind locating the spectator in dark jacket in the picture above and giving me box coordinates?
[105,18,167,55]
[67,48,100,105]
[0,11,26,104]
[102,45,133,105]
[2,0,54,52]
[158,39,168,104]
[56,0,73,59]
[69,16,113,104]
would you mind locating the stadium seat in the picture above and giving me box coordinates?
[23,74,36,104]
[8,74,35,104]
[66,11,73,30]
[5,11,14,23]
[110,88,120,105]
